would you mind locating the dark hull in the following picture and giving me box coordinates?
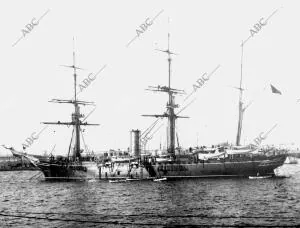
[37,160,150,181]
[145,154,287,179]
[37,161,99,181]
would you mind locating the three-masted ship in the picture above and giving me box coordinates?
[141,35,287,179]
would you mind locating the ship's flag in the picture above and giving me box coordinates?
[270,84,282,95]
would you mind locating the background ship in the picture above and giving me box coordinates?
[140,34,287,179]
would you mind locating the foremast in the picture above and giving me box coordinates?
[42,40,98,162]
[142,34,187,155]
[73,45,81,160]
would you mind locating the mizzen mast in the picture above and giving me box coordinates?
[236,42,244,146]
[142,33,187,155]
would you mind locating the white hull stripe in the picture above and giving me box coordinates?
[153,160,281,165]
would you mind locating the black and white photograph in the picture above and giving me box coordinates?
[0,0,300,227]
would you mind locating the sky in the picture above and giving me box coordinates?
[1,0,300,156]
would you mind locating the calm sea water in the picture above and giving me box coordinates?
[0,161,300,227]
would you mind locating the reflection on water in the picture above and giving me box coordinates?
[0,161,300,227]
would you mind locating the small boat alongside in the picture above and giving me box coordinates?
[249,175,272,179]
[153,177,167,182]
[126,178,141,181]
[109,179,127,183]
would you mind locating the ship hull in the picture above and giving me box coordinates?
[146,154,287,179]
[37,161,99,181]
[37,160,150,181]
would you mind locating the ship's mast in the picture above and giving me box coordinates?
[42,39,99,161]
[166,33,176,154]
[236,42,244,146]
[143,33,187,155]
[72,39,81,160]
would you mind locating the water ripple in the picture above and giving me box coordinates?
[0,162,300,227]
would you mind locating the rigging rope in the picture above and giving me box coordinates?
[141,118,161,137]
[67,128,75,159]
[80,127,89,154]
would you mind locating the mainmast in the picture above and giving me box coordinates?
[236,42,244,146]
[166,33,176,154]
[142,33,187,155]
[73,39,81,159]
[42,39,99,161]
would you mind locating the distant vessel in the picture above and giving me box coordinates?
[284,156,298,164]
[0,147,39,171]
[140,34,287,179]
